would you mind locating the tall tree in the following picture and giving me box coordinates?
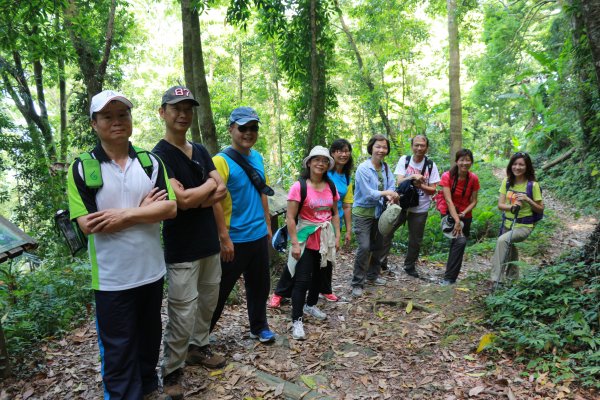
[227,0,335,154]
[180,0,218,154]
[333,0,394,140]
[447,0,462,163]
[64,0,117,102]
[581,0,600,90]
[181,0,201,142]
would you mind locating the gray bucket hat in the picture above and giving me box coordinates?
[378,204,403,236]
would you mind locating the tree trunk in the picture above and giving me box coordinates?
[59,56,68,162]
[238,41,243,103]
[1,53,53,165]
[64,0,116,102]
[581,0,600,92]
[563,0,595,151]
[447,0,462,165]
[180,0,201,142]
[191,9,218,154]
[270,42,283,169]
[0,319,9,380]
[334,0,394,139]
[307,0,320,152]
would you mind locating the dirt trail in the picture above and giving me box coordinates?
[1,190,597,399]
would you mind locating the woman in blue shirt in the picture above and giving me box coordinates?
[320,139,354,302]
[350,134,399,297]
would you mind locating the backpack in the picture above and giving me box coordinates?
[433,171,473,214]
[271,178,338,253]
[57,146,155,255]
[505,180,543,224]
[78,146,154,189]
[396,156,432,209]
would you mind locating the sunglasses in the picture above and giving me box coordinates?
[514,152,529,157]
[237,124,259,133]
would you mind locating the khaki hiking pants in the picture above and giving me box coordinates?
[490,227,532,283]
[162,253,221,377]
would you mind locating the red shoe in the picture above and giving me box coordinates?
[268,294,282,308]
[321,293,339,302]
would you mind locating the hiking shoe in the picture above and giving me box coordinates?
[249,329,276,343]
[292,318,306,340]
[367,277,386,286]
[303,304,327,320]
[268,293,283,308]
[404,268,420,278]
[439,279,455,286]
[351,287,363,297]
[186,344,226,369]
[320,293,339,302]
[162,368,184,400]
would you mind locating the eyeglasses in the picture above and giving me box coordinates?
[311,157,330,165]
[334,150,350,154]
[237,124,259,133]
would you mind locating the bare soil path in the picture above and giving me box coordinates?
[1,189,597,400]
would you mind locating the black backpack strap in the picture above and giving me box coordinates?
[222,147,274,196]
[297,177,337,217]
[298,178,307,215]
[404,155,411,172]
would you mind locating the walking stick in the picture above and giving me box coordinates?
[493,205,520,292]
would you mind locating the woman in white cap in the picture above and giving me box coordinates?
[437,149,480,285]
[280,145,340,340]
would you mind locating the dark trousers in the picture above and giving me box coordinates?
[95,277,164,400]
[210,236,270,335]
[352,215,391,287]
[404,211,429,271]
[290,249,322,321]
[444,218,472,282]
[274,259,332,297]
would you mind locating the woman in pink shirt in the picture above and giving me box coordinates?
[281,146,340,340]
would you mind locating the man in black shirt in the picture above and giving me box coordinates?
[152,86,227,400]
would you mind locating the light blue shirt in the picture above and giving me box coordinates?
[327,170,351,220]
[352,159,395,215]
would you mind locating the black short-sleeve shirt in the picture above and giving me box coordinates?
[153,139,220,263]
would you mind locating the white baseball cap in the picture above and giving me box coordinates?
[90,90,134,118]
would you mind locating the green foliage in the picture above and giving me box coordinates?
[541,151,600,214]
[0,256,92,355]
[485,261,600,388]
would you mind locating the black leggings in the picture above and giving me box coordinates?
[284,249,326,321]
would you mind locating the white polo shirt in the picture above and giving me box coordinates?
[67,143,175,291]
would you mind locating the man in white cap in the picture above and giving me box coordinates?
[210,106,276,343]
[152,86,227,399]
[67,90,176,399]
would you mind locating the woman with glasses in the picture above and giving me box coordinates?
[318,139,355,302]
[491,152,544,285]
[269,140,353,308]
[437,149,480,285]
[350,134,399,297]
[278,146,340,340]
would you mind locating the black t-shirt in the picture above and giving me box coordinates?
[153,139,220,263]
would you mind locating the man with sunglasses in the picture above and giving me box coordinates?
[152,86,227,399]
[210,107,276,344]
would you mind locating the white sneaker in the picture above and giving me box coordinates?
[292,318,306,340]
[303,304,327,320]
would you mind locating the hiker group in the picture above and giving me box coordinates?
[66,87,545,400]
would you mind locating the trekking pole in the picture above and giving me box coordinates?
[493,205,520,292]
